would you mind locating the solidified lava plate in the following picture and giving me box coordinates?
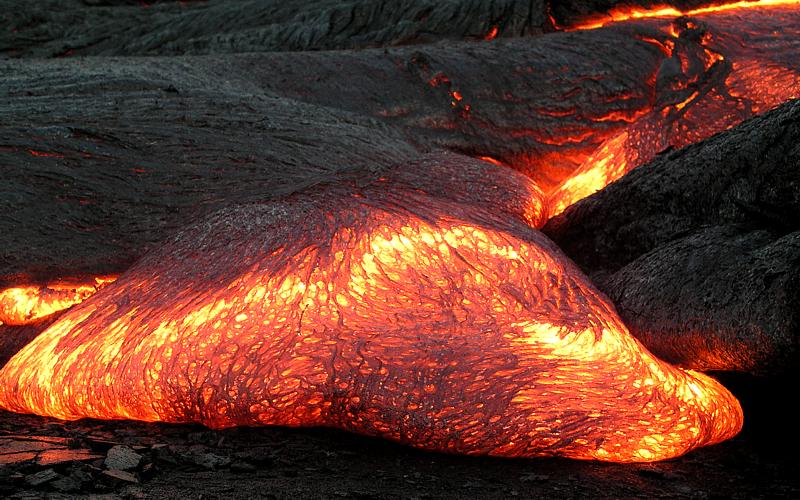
[0,169,742,462]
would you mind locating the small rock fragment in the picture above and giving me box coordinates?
[234,446,275,464]
[520,473,550,482]
[188,451,231,470]
[140,462,155,478]
[151,444,178,465]
[104,445,142,471]
[25,468,60,486]
[102,469,138,483]
[51,475,81,492]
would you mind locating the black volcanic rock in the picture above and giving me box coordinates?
[0,0,550,57]
[544,100,800,375]
[0,0,755,58]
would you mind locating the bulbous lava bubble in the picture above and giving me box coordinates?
[0,162,741,462]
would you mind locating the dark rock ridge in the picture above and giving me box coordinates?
[1,0,550,57]
[0,0,753,58]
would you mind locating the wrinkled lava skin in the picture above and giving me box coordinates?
[0,171,742,463]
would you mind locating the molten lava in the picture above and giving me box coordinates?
[0,177,742,462]
[545,3,800,217]
[5,2,793,465]
[568,0,800,30]
[0,277,117,326]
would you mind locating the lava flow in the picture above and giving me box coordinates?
[566,0,800,30]
[0,174,742,462]
[545,2,800,217]
[4,2,790,465]
[0,276,117,326]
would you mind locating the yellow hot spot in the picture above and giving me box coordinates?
[0,276,117,325]
[0,209,744,463]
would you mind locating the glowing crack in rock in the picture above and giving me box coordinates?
[0,180,742,462]
[548,132,630,217]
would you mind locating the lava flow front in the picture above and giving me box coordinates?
[5,1,791,465]
[0,174,743,462]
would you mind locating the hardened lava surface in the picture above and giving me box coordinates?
[0,174,741,463]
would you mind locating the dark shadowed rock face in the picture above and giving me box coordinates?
[544,100,800,375]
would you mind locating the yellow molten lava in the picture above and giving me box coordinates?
[568,0,800,30]
[548,132,630,217]
[0,276,117,326]
[0,192,742,462]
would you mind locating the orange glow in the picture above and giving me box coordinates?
[569,0,800,30]
[27,149,64,159]
[727,60,800,113]
[0,188,742,462]
[484,26,499,41]
[478,155,504,167]
[543,3,800,217]
[548,132,630,217]
[0,277,117,326]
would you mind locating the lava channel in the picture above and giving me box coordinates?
[0,171,742,462]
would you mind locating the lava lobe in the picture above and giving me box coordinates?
[0,160,741,462]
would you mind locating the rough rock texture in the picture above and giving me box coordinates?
[0,88,418,286]
[0,28,663,285]
[1,0,740,58]
[2,24,671,190]
[544,99,800,376]
[0,0,550,57]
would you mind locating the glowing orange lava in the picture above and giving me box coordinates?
[4,2,790,464]
[568,0,800,30]
[0,277,117,326]
[548,132,630,217]
[0,183,742,462]
[544,3,800,218]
